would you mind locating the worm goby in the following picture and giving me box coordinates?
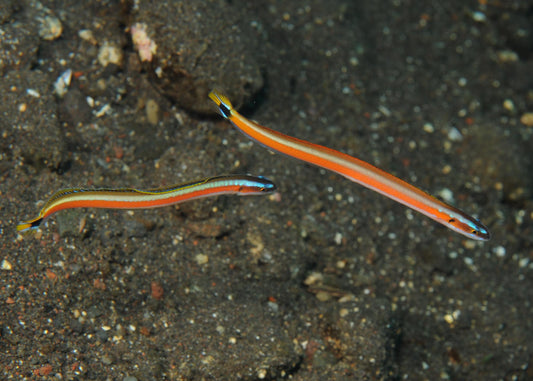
[17,175,276,233]
[209,90,489,241]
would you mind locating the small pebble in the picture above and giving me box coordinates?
[493,246,506,257]
[131,23,157,62]
[316,291,331,302]
[146,99,160,125]
[334,232,343,245]
[26,89,41,98]
[195,253,209,265]
[267,301,279,313]
[520,112,533,127]
[39,15,63,40]
[463,240,476,250]
[447,127,463,142]
[471,11,486,23]
[349,56,359,66]
[518,257,529,268]
[444,313,454,325]
[423,122,434,133]
[94,104,111,118]
[503,99,515,113]
[54,69,72,97]
[497,50,519,63]
[98,42,123,67]
[304,272,323,286]
[437,188,454,203]
[338,294,355,303]
[78,29,97,45]
[151,281,164,300]
[1,259,13,270]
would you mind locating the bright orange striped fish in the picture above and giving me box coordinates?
[209,90,489,241]
[17,175,276,233]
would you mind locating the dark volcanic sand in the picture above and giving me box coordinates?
[1,1,532,379]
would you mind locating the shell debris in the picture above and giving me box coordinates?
[131,23,157,62]
[53,69,72,97]
[38,15,63,40]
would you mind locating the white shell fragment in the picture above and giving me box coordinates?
[131,23,157,62]
[26,89,41,98]
[98,42,123,67]
[38,15,63,40]
[78,29,97,45]
[1,259,13,271]
[53,69,72,97]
